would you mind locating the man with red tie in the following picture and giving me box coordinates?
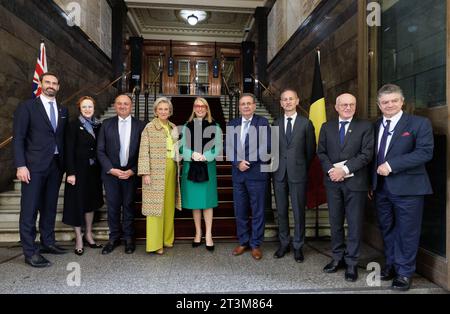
[372,84,434,291]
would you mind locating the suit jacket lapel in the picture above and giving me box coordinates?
[36,98,54,131]
[330,120,340,150]
[276,118,288,147]
[56,104,64,133]
[385,113,408,157]
[112,116,120,149]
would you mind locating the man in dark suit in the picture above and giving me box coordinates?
[272,89,315,262]
[226,93,271,260]
[372,84,433,291]
[97,94,144,255]
[13,72,69,267]
[317,93,374,282]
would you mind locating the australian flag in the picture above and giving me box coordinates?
[32,41,47,99]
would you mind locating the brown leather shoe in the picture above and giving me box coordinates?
[232,245,248,256]
[251,247,263,260]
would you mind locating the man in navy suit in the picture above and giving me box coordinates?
[13,72,69,267]
[97,94,144,255]
[318,93,374,282]
[373,84,434,291]
[226,93,271,260]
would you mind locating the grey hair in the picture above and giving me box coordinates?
[153,97,173,117]
[377,84,404,103]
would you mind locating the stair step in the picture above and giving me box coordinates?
[0,221,110,242]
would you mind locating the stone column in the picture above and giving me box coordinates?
[110,0,127,93]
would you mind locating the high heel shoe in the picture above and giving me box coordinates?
[155,248,164,255]
[74,247,84,256]
[83,236,103,249]
[192,240,202,248]
[205,244,215,252]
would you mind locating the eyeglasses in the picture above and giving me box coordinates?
[338,103,356,108]
[194,105,207,109]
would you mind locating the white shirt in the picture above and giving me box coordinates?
[40,94,58,127]
[284,112,297,133]
[118,115,132,167]
[377,110,403,172]
[336,117,353,175]
[338,117,353,135]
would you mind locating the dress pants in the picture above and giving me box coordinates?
[375,181,424,277]
[273,179,306,250]
[146,159,175,252]
[103,173,136,242]
[19,157,63,258]
[326,183,365,266]
[233,179,268,248]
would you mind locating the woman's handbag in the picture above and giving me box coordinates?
[187,161,209,183]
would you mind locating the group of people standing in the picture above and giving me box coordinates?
[13,72,433,292]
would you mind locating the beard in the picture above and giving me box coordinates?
[43,88,57,97]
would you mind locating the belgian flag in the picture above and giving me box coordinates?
[306,51,327,212]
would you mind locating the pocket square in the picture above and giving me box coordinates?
[401,132,410,137]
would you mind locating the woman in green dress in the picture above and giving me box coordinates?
[180,97,222,251]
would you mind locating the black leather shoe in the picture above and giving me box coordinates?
[40,244,67,254]
[125,241,136,254]
[294,249,304,263]
[391,276,411,291]
[206,245,215,252]
[102,241,121,255]
[345,265,358,282]
[323,259,346,273]
[25,254,52,268]
[380,265,396,281]
[273,246,290,259]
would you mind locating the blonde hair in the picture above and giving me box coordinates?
[188,97,213,123]
[153,97,173,117]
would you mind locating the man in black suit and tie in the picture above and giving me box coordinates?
[13,72,69,267]
[373,84,433,291]
[97,94,144,255]
[317,93,374,281]
[272,89,316,262]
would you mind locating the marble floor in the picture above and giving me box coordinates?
[0,240,447,294]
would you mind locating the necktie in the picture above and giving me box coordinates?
[377,120,391,166]
[119,120,128,167]
[49,101,57,132]
[339,121,349,146]
[241,120,250,147]
[286,117,293,143]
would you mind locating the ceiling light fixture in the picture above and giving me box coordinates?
[187,14,198,26]
[179,10,207,26]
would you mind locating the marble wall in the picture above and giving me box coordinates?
[0,0,116,191]
[266,0,359,121]
[53,0,112,58]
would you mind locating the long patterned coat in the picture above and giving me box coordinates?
[138,118,182,216]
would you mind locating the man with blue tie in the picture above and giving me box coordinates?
[13,72,69,267]
[97,94,144,255]
[226,93,271,260]
[373,84,433,291]
[317,93,374,282]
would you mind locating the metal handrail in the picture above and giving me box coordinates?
[64,71,131,105]
[251,75,309,118]
[0,71,131,151]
